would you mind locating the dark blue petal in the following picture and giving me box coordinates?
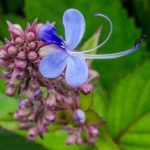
[39,47,68,78]
[39,22,64,47]
[65,55,88,87]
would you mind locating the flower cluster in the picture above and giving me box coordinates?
[0,8,143,144]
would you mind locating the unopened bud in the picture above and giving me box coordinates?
[2,70,10,77]
[45,98,56,108]
[45,111,55,122]
[79,83,93,94]
[15,37,24,45]
[26,32,36,41]
[66,134,76,145]
[73,109,86,124]
[17,51,26,59]
[28,127,38,140]
[5,86,16,96]
[76,136,83,145]
[16,71,26,79]
[8,46,18,55]
[29,42,36,50]
[28,51,38,61]
[17,108,30,117]
[16,60,27,69]
[88,126,99,137]
[20,123,32,129]
[34,90,42,99]
[0,50,8,59]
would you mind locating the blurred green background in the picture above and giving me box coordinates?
[0,0,150,150]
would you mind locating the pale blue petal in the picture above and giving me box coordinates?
[39,48,68,78]
[65,55,88,87]
[63,8,85,50]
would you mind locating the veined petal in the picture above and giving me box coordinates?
[63,8,85,50]
[39,47,68,78]
[66,55,88,87]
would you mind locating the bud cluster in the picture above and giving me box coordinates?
[0,20,103,144]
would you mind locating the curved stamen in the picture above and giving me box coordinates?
[76,13,113,54]
[70,42,141,59]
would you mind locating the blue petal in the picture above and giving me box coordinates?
[39,22,64,47]
[63,8,85,50]
[65,55,88,87]
[39,47,68,78]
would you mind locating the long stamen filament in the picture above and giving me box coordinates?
[70,43,141,59]
[76,13,113,54]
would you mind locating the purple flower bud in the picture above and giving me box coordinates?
[88,126,99,137]
[0,50,8,59]
[28,127,38,140]
[15,37,24,45]
[73,109,86,124]
[28,51,38,61]
[26,32,36,41]
[17,108,30,118]
[2,70,10,77]
[17,51,26,59]
[45,96,56,108]
[16,71,26,79]
[45,111,55,122]
[5,86,16,96]
[20,123,32,129]
[76,136,83,145]
[16,60,27,69]
[66,134,76,145]
[29,42,37,50]
[79,83,93,94]
[8,46,18,55]
[34,90,42,99]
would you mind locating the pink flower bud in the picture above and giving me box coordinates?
[28,127,38,140]
[0,50,8,59]
[88,126,99,137]
[28,51,38,61]
[8,46,18,55]
[15,37,24,45]
[45,98,56,108]
[16,71,26,79]
[66,134,76,145]
[79,83,93,94]
[5,86,16,96]
[17,108,30,117]
[76,136,83,145]
[20,123,32,129]
[2,70,10,77]
[17,51,26,59]
[29,42,37,50]
[45,111,55,122]
[16,60,27,69]
[26,32,36,41]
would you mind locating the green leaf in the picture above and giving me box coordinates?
[107,60,150,149]
[0,92,17,118]
[0,127,47,150]
[95,129,119,150]
[81,27,102,53]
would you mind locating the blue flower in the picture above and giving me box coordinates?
[39,8,142,88]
